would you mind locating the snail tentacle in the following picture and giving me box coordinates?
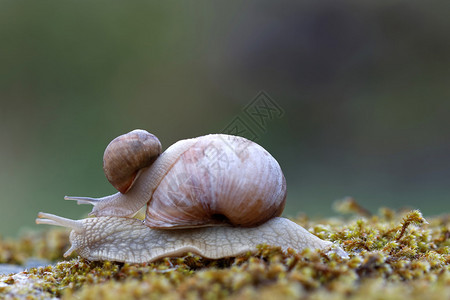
[64,195,101,205]
[36,212,85,233]
[64,193,140,218]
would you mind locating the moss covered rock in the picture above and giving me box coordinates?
[1,203,449,299]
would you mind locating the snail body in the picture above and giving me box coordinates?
[36,130,348,262]
[36,213,347,263]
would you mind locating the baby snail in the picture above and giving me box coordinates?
[36,129,348,263]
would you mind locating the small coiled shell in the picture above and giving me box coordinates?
[103,129,161,193]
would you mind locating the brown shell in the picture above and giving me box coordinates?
[144,134,287,228]
[103,129,162,193]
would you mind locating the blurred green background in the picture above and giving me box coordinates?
[1,1,449,237]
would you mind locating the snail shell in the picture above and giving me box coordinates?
[144,134,286,228]
[103,129,161,194]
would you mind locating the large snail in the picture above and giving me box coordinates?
[36,130,347,263]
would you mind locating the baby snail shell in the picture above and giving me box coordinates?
[103,129,162,194]
[36,130,348,263]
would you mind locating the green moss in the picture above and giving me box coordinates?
[1,203,449,299]
[0,229,74,265]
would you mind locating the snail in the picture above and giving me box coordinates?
[36,130,348,263]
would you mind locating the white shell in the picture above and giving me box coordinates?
[145,134,286,228]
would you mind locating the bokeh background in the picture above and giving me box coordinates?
[1,0,449,237]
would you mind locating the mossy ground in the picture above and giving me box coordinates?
[1,200,449,299]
